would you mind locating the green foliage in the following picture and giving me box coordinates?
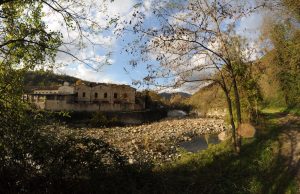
[234,63,263,122]
[269,22,300,107]
[260,8,300,109]
[1,1,62,70]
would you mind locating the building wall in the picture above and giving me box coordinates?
[91,85,111,103]
[75,84,92,102]
[58,85,74,94]
[110,85,135,103]
[75,84,136,104]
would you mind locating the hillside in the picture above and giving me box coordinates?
[187,83,226,113]
[159,92,191,100]
[23,71,92,92]
[24,71,83,86]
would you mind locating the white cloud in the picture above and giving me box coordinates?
[106,0,136,15]
[143,0,153,10]
[236,12,264,41]
[55,64,113,83]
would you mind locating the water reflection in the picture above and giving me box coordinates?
[179,134,220,152]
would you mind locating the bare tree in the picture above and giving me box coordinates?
[120,0,264,152]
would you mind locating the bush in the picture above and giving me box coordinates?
[0,111,127,193]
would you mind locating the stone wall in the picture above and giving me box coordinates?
[75,84,92,102]
[74,84,136,104]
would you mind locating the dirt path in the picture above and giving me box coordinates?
[275,114,300,190]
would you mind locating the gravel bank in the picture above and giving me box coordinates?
[85,117,227,164]
[44,117,228,164]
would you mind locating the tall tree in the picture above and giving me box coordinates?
[121,0,264,152]
[259,0,300,107]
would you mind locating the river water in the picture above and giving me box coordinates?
[179,134,220,153]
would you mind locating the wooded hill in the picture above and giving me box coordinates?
[23,71,91,92]
[24,71,83,86]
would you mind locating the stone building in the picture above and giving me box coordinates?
[26,82,145,112]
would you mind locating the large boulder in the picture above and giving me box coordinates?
[218,131,230,141]
[237,123,256,138]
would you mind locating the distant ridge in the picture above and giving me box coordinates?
[159,92,191,100]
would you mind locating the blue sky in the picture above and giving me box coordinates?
[43,0,265,92]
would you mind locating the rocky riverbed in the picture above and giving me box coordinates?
[45,117,228,164]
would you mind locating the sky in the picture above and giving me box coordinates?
[43,0,265,93]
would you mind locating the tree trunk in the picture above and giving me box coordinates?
[232,77,242,153]
[227,61,242,152]
[220,84,238,153]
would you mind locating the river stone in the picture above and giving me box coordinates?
[237,123,256,138]
[218,131,228,141]
[59,117,228,164]
[128,158,134,164]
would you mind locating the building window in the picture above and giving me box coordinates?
[123,93,128,98]
[82,92,86,97]
[57,95,64,100]
[46,95,55,100]
[75,92,78,97]
[114,93,118,98]
[95,92,98,98]
[104,93,108,98]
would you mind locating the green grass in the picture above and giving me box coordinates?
[261,105,300,116]
[261,106,287,114]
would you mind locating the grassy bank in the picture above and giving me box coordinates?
[261,106,300,116]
